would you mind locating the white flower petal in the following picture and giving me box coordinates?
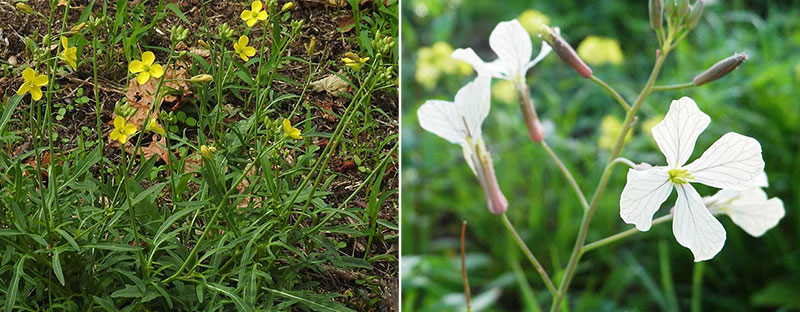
[725,187,784,237]
[620,167,674,231]
[489,19,531,81]
[753,171,769,188]
[673,184,726,262]
[417,75,492,146]
[652,97,710,168]
[451,48,506,78]
[525,40,552,71]
[685,132,764,190]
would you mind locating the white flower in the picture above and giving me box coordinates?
[620,97,765,261]
[705,172,785,237]
[417,75,508,214]
[451,19,551,89]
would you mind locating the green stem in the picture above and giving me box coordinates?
[550,45,671,312]
[581,214,673,254]
[502,214,557,295]
[651,82,694,91]
[461,221,472,312]
[589,75,630,112]
[691,261,705,312]
[541,141,588,210]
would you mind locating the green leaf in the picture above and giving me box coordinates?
[266,288,356,312]
[4,255,28,312]
[111,284,144,298]
[752,279,800,308]
[205,283,254,312]
[83,243,142,251]
[166,3,191,24]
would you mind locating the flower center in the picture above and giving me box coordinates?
[668,168,693,185]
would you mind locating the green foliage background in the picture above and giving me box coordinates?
[401,0,800,311]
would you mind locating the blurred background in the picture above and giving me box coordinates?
[400,0,800,311]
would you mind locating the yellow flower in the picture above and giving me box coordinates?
[110,116,137,144]
[200,145,217,159]
[492,80,517,103]
[233,35,257,62]
[342,52,369,71]
[145,118,165,135]
[282,119,302,139]
[128,51,164,85]
[281,2,294,13]
[517,9,550,36]
[240,1,268,27]
[60,36,78,70]
[598,115,632,150]
[16,68,48,101]
[576,36,624,66]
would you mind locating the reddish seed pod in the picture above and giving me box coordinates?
[539,25,593,79]
[692,53,747,86]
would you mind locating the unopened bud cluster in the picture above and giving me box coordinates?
[651,0,705,31]
[171,25,190,43]
[372,31,396,56]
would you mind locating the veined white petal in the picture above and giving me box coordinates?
[652,97,710,168]
[620,167,673,231]
[451,48,506,78]
[673,184,726,262]
[724,187,784,237]
[417,75,492,146]
[704,189,741,208]
[417,99,467,145]
[685,132,764,190]
[753,171,769,188]
[489,19,531,81]
[525,40,552,71]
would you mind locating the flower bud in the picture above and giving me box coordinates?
[198,39,210,48]
[686,0,704,29]
[71,22,87,32]
[200,145,217,160]
[677,0,690,16]
[305,36,316,57]
[692,52,747,86]
[664,0,675,16]
[649,0,663,29]
[519,88,545,142]
[16,3,34,14]
[281,2,294,13]
[539,25,592,78]
[190,74,214,82]
[473,150,508,215]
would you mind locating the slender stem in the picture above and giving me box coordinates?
[502,214,557,295]
[589,75,630,112]
[652,82,694,91]
[691,261,705,312]
[461,221,472,312]
[541,141,588,210]
[610,157,636,169]
[581,214,673,254]
[550,45,671,312]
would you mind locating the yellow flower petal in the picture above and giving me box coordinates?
[141,51,155,66]
[129,60,144,73]
[137,71,151,85]
[251,0,262,13]
[61,36,69,50]
[256,11,267,21]
[22,68,35,81]
[240,10,253,21]
[246,18,257,27]
[238,52,250,62]
[110,129,122,142]
[16,82,30,96]
[243,46,256,57]
[30,87,42,101]
[114,116,125,129]
[149,63,164,78]
[238,35,249,47]
[123,123,137,135]
[33,74,48,87]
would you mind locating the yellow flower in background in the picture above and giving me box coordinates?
[145,118,165,135]
[283,119,302,139]
[129,51,164,85]
[233,35,257,62]
[517,9,550,35]
[414,42,472,90]
[16,68,48,101]
[240,1,268,27]
[492,80,517,103]
[110,116,137,144]
[342,52,370,71]
[59,36,78,70]
[642,114,664,137]
[577,36,624,66]
[598,115,632,150]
